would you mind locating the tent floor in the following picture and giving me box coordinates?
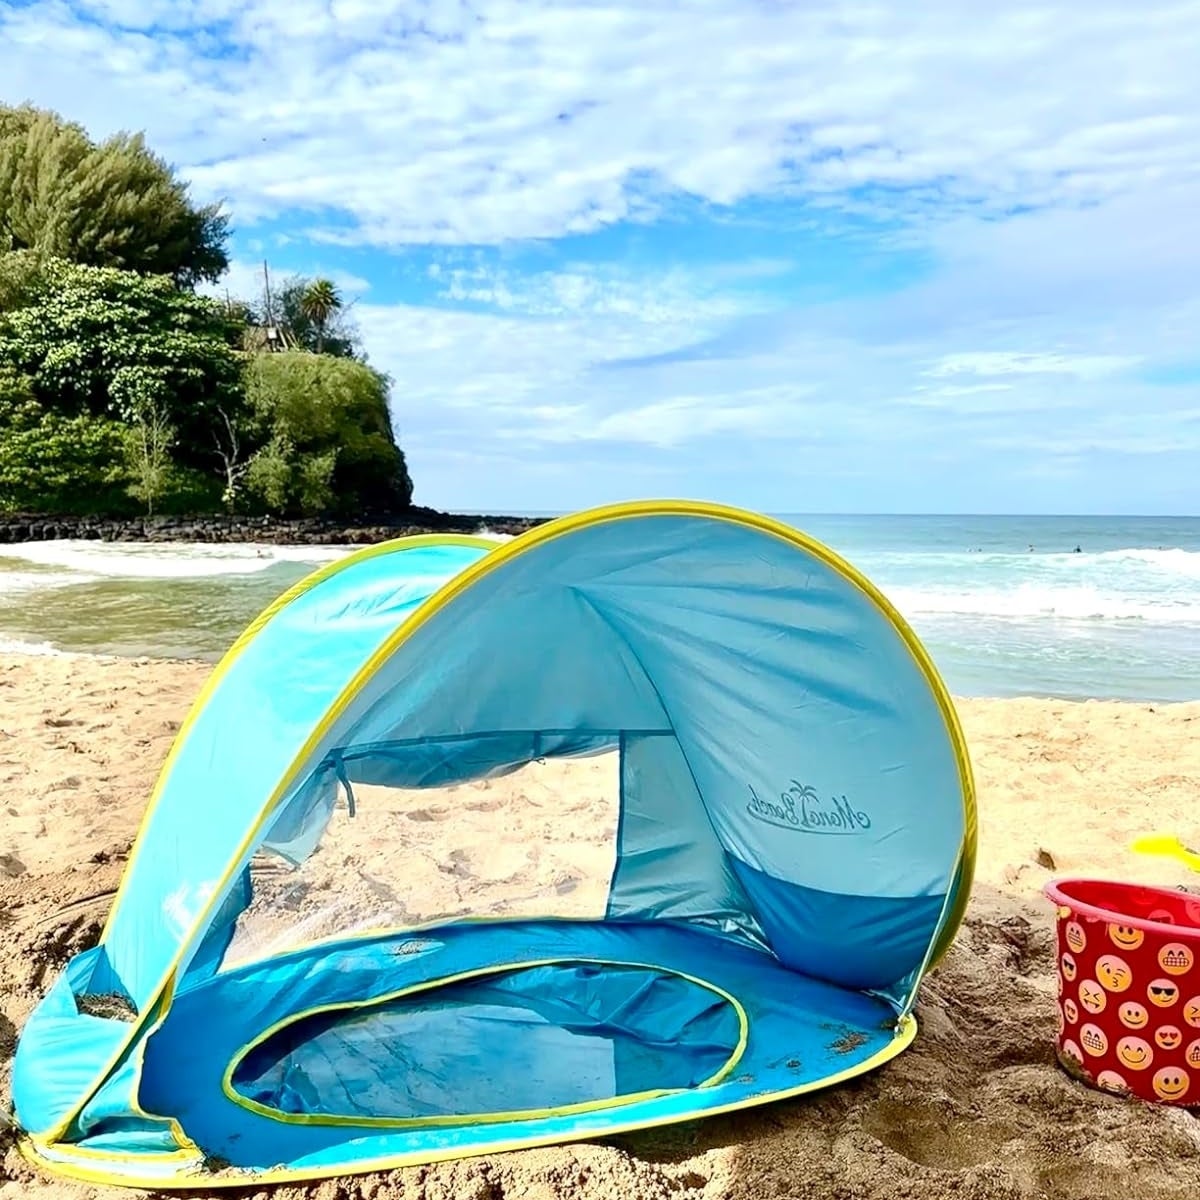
[52,922,914,1187]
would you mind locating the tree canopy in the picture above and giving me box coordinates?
[0,258,243,436]
[243,352,413,515]
[0,105,415,521]
[0,103,229,287]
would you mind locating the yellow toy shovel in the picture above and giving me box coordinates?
[1131,833,1200,874]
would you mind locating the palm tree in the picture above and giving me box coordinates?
[299,278,342,354]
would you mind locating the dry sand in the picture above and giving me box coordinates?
[3,651,1200,1199]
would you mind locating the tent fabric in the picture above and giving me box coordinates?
[12,501,976,1189]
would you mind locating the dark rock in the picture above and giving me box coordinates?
[0,509,547,547]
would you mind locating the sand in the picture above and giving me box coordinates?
[3,651,1200,1200]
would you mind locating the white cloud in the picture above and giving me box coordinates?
[926,352,1141,380]
[431,261,769,324]
[4,1,1200,245]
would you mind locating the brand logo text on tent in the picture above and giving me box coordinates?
[746,782,872,835]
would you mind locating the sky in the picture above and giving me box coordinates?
[2,1,1200,515]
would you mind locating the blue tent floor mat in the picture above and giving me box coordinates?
[231,960,746,1123]
[74,919,920,1185]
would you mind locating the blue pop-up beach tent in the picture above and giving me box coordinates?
[12,501,975,1189]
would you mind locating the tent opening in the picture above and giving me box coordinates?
[212,743,624,976]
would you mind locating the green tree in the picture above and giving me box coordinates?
[124,397,176,516]
[0,103,228,287]
[242,351,412,516]
[247,274,359,358]
[0,393,132,514]
[0,258,244,466]
[299,279,342,354]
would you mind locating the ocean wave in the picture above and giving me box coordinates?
[0,568,103,595]
[0,634,66,656]
[1083,547,1200,577]
[0,540,351,581]
[887,582,1200,624]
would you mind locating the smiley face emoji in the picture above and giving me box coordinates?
[1096,955,1133,993]
[1184,997,1200,1028]
[1062,952,1078,982]
[1156,1025,1183,1051]
[1065,921,1087,953]
[1149,978,1181,1008]
[1159,943,1195,976]
[1116,1036,1154,1071]
[1061,1039,1083,1067]
[1096,1070,1128,1095]
[1109,923,1144,950]
[1079,980,1107,1015]
[1150,908,1177,925]
[1120,1001,1149,1030]
[1187,1040,1200,1068]
[1080,1024,1108,1057]
[1153,1067,1191,1102]
[1063,998,1079,1024]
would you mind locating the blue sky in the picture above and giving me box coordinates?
[3,1,1200,514]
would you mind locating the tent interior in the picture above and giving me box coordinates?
[12,505,975,1189]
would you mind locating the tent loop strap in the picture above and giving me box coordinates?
[330,752,357,818]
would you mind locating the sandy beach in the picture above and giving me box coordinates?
[3,652,1200,1200]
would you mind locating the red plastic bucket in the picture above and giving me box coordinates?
[1044,878,1200,1105]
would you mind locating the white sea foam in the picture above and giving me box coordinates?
[0,568,104,596]
[885,582,1200,624]
[0,634,66,656]
[0,540,351,582]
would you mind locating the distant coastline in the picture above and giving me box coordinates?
[0,507,546,546]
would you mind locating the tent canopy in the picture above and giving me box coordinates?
[13,501,975,1189]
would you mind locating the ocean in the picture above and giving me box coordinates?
[1,514,1198,702]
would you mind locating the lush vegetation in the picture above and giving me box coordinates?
[0,104,413,519]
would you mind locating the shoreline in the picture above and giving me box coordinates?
[1,645,1195,707]
[0,506,547,546]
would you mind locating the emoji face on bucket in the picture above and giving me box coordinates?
[1119,1001,1149,1030]
[1063,998,1079,1024]
[1153,1067,1190,1102]
[1159,943,1195,976]
[1079,980,1107,1015]
[1080,1024,1108,1057]
[1149,978,1180,1008]
[1109,923,1144,951]
[1096,955,1133,993]
[1065,921,1087,953]
[1116,1037,1154,1071]
[1061,1040,1083,1067]
[1187,1040,1200,1068]
[1061,952,1078,982]
[1156,1025,1183,1051]
[1096,1070,1128,1095]
[1185,997,1200,1028]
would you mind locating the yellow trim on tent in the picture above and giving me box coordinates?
[99,532,498,945]
[48,500,974,1150]
[40,534,496,1149]
[20,1016,915,1190]
[221,956,749,1129]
